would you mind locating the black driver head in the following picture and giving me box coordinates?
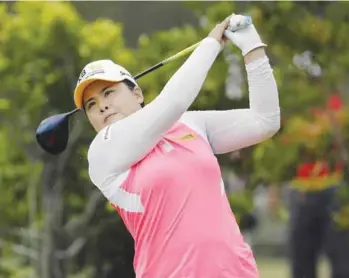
[36,113,70,155]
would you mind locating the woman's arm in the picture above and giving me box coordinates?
[184,53,280,154]
[182,18,280,154]
[88,37,221,185]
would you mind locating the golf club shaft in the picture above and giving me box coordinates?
[128,16,252,80]
[133,42,200,80]
[37,17,253,155]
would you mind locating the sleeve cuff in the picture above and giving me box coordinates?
[201,37,222,54]
[245,56,269,72]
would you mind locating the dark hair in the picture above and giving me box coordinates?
[122,79,145,108]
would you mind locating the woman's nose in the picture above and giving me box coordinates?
[99,105,109,113]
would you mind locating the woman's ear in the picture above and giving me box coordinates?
[132,86,144,105]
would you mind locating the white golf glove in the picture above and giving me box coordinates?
[224,14,266,56]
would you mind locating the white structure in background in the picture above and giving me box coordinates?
[293,50,322,77]
[199,16,208,28]
[224,170,246,193]
[200,15,244,100]
[224,49,244,100]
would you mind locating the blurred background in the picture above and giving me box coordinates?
[1,1,349,278]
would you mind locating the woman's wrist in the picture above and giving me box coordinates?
[244,47,266,65]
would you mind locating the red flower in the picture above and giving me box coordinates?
[327,93,343,111]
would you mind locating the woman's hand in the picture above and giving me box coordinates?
[207,16,231,47]
[224,14,267,62]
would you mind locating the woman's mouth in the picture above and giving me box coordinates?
[104,113,118,123]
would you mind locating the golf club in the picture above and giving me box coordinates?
[36,16,252,155]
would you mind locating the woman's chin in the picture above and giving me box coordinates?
[105,114,123,125]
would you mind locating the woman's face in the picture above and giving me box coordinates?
[82,80,144,132]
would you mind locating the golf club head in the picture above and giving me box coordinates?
[36,112,70,155]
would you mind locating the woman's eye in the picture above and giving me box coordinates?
[87,102,95,110]
[105,90,113,97]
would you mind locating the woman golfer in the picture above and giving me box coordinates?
[73,14,280,278]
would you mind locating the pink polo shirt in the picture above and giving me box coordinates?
[88,37,280,277]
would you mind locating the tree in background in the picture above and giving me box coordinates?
[243,2,349,227]
[135,1,349,225]
[0,2,136,278]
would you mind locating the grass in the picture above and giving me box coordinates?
[257,257,330,278]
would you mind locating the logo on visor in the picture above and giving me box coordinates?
[78,69,87,83]
[78,62,106,83]
[120,70,131,77]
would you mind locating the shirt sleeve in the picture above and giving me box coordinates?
[181,56,280,154]
[88,37,221,186]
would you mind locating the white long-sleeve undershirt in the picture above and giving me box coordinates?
[88,37,280,187]
[182,56,280,154]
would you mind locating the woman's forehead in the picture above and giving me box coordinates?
[83,80,117,100]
